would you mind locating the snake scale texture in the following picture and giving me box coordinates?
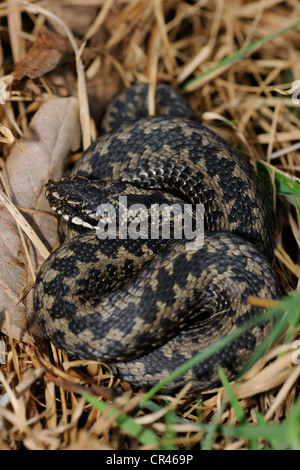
[34,84,281,392]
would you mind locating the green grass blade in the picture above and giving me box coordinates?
[218,366,261,449]
[218,366,246,423]
[216,422,287,442]
[239,291,300,376]
[256,161,300,216]
[182,18,300,91]
[212,401,300,449]
[162,409,177,450]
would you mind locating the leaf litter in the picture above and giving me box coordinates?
[0,0,300,450]
[0,95,80,345]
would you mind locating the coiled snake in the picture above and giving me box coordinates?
[34,84,280,392]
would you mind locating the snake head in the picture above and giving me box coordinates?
[46,175,114,229]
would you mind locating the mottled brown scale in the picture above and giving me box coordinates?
[34,84,280,392]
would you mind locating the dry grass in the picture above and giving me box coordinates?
[0,0,300,450]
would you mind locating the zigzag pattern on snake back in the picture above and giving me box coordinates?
[34,84,281,392]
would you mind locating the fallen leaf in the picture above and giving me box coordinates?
[0,96,80,343]
[13,29,68,82]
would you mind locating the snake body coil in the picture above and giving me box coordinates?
[34,84,280,392]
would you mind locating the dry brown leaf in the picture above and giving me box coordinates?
[0,96,80,344]
[13,29,68,82]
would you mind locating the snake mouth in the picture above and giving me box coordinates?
[46,176,118,231]
[63,214,96,230]
[46,189,98,230]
